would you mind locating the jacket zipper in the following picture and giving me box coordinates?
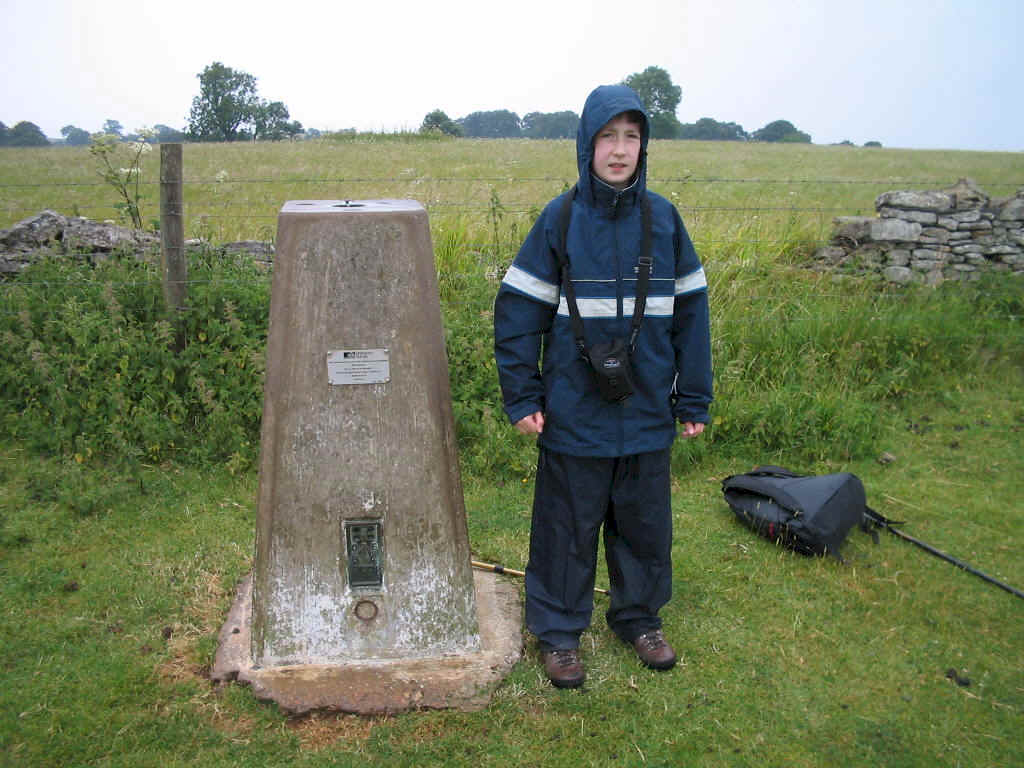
[613,193,624,320]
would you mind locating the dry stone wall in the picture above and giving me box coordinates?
[0,209,274,276]
[816,179,1024,285]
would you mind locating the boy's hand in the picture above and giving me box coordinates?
[515,411,545,436]
[680,422,705,439]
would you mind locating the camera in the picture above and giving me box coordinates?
[586,337,636,403]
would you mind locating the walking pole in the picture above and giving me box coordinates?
[865,510,1024,601]
[472,560,609,596]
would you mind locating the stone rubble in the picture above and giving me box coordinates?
[817,178,1024,284]
[0,210,274,276]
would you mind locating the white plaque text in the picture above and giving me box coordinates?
[327,349,390,385]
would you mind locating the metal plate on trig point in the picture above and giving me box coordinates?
[327,349,390,385]
[344,521,383,589]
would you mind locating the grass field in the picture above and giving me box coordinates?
[1,137,1022,767]
[2,135,1022,245]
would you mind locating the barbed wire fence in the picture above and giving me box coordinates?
[1,143,1021,320]
[3,177,1021,221]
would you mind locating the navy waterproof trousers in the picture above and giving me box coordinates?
[525,446,673,650]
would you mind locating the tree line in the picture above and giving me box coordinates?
[0,120,187,147]
[419,67,852,144]
[3,63,879,147]
[1,62,306,148]
[0,121,52,147]
[421,110,823,143]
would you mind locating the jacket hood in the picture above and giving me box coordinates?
[576,84,650,205]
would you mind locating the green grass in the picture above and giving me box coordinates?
[1,137,1022,766]
[1,380,1021,766]
[2,137,1022,244]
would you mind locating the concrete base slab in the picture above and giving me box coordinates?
[212,570,522,714]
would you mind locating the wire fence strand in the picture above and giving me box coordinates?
[4,172,1021,314]
[2,175,1022,189]
[7,173,1017,236]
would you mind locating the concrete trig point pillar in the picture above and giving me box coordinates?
[212,200,521,713]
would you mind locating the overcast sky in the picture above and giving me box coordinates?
[2,0,1021,151]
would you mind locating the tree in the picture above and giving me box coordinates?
[103,119,124,137]
[457,110,521,138]
[864,140,883,148]
[778,130,812,143]
[648,113,682,140]
[7,121,50,147]
[187,62,261,142]
[420,109,461,136]
[187,63,298,142]
[679,117,747,142]
[623,66,682,119]
[60,125,91,146]
[521,111,579,139]
[252,101,302,141]
[153,124,186,143]
[0,122,7,145]
[751,120,811,143]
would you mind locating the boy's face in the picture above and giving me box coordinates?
[591,113,642,190]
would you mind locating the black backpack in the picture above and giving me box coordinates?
[721,466,876,559]
[722,466,1024,599]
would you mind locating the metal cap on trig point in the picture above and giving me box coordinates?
[212,199,521,714]
[280,199,424,215]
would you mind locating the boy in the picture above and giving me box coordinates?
[493,84,712,688]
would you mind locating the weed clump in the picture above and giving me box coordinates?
[1,213,1020,479]
[0,249,269,470]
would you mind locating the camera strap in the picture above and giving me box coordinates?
[554,185,653,357]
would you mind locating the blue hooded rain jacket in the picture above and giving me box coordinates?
[493,85,712,458]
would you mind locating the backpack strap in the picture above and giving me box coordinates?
[747,466,805,479]
[629,195,653,351]
[553,187,587,357]
[720,473,806,516]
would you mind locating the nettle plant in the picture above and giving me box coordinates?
[0,252,271,471]
[88,128,154,229]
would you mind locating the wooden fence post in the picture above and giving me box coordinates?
[160,143,186,314]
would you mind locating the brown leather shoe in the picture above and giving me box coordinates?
[541,648,585,688]
[632,630,677,670]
